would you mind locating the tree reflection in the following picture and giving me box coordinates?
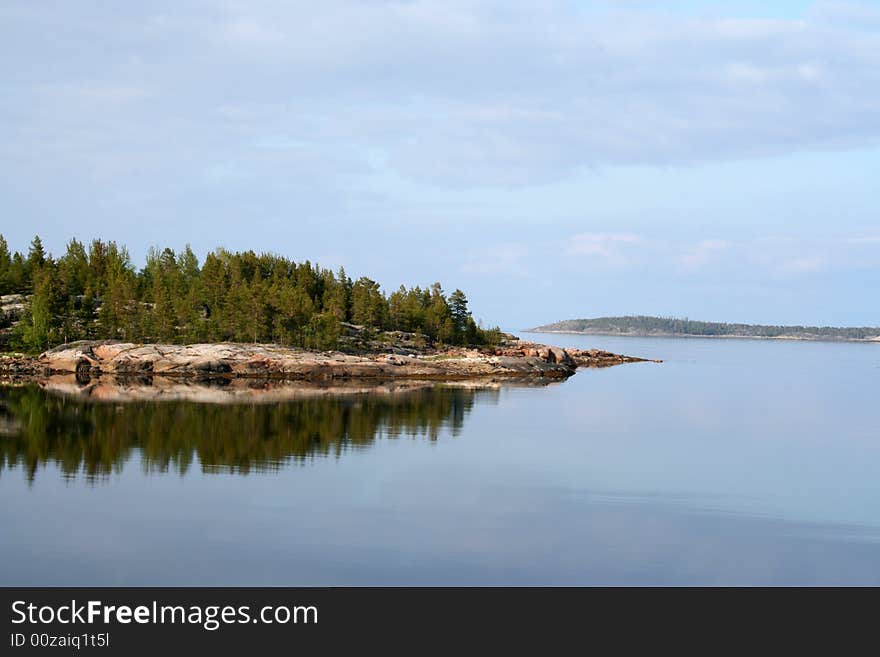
[0,382,501,482]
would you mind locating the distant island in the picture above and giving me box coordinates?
[528,316,880,342]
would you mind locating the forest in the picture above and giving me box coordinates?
[0,235,502,354]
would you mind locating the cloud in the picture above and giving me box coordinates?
[841,235,880,244]
[566,233,644,267]
[461,242,528,276]
[2,1,880,190]
[777,256,828,274]
[810,1,880,28]
[678,239,732,271]
[559,232,880,278]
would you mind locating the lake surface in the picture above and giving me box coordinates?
[2,334,879,585]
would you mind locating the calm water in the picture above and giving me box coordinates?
[2,335,879,585]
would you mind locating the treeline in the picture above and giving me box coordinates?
[0,235,502,353]
[532,316,880,341]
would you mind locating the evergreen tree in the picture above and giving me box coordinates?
[351,277,387,329]
[448,289,470,340]
[27,235,46,269]
[7,252,27,294]
[13,266,63,351]
[0,234,11,295]
[1,235,503,352]
[58,239,89,297]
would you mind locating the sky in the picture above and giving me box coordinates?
[2,0,879,330]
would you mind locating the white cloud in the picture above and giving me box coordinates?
[3,1,880,189]
[810,1,880,28]
[559,233,880,278]
[461,242,528,277]
[678,239,731,271]
[566,233,644,266]
[842,235,880,244]
[777,256,828,274]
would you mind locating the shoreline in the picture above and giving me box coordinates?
[0,339,658,385]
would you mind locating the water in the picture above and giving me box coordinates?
[1,335,879,585]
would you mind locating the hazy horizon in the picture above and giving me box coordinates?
[3,1,879,330]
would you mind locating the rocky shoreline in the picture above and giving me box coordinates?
[0,339,657,383]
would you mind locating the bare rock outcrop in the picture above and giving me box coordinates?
[0,294,27,323]
[0,294,28,349]
[34,340,583,381]
[492,341,657,368]
[0,338,658,383]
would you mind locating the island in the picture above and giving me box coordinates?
[528,316,880,342]
[0,235,654,384]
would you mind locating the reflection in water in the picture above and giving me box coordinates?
[0,382,500,482]
[3,337,880,586]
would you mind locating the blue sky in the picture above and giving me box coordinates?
[2,1,879,329]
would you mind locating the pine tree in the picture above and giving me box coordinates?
[0,234,11,295]
[27,235,46,269]
[15,266,64,352]
[448,289,470,339]
[1,237,500,352]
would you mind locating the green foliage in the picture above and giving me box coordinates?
[303,311,341,350]
[351,277,387,328]
[10,265,65,352]
[448,289,470,333]
[0,235,11,295]
[0,234,502,351]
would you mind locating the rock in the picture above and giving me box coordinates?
[549,347,573,366]
[0,294,27,322]
[566,347,660,368]
[0,353,43,379]
[39,343,100,373]
[2,338,657,382]
[24,339,586,381]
